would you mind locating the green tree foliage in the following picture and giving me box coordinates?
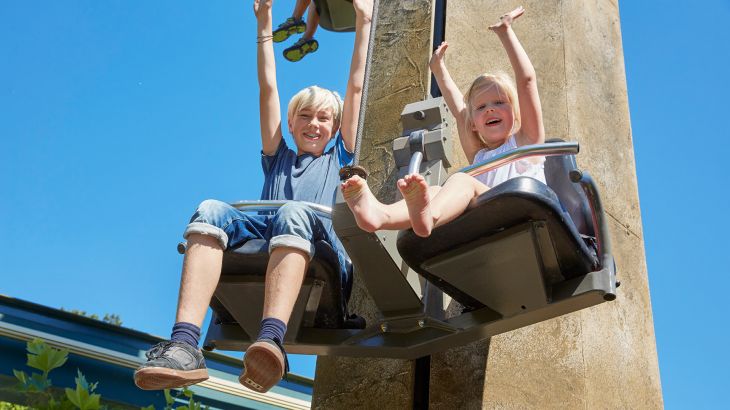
[59,309,123,326]
[8,339,207,410]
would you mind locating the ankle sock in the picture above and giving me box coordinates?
[170,322,201,348]
[257,317,287,344]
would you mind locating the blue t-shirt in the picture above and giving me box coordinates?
[260,133,354,206]
[259,133,354,290]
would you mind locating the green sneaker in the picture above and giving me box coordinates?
[283,37,319,62]
[273,17,306,43]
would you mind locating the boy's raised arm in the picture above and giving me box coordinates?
[489,6,544,146]
[255,0,284,156]
[430,42,482,164]
[340,0,373,153]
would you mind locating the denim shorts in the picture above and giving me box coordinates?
[183,199,350,285]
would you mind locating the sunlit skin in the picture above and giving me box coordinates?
[343,6,543,238]
[288,107,337,156]
[468,85,515,149]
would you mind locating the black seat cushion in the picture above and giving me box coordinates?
[210,239,353,329]
[397,177,598,309]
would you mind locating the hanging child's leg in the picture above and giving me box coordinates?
[396,174,433,237]
[239,246,307,393]
[134,199,272,390]
[341,175,416,232]
[399,172,488,237]
[240,202,319,393]
[303,1,319,40]
[175,233,224,327]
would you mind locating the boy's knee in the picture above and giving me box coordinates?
[184,199,234,249]
[195,199,230,220]
[274,202,314,225]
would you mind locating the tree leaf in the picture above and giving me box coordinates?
[65,387,81,407]
[26,341,68,374]
[13,369,28,385]
[29,373,50,391]
[74,370,90,391]
[164,389,175,406]
[26,339,47,355]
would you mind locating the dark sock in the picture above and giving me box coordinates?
[257,317,287,344]
[170,322,201,348]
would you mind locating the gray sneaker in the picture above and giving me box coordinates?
[134,341,209,390]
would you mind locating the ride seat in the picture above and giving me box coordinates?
[397,141,607,313]
[195,201,362,352]
[313,0,356,32]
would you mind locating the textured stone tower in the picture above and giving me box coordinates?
[313,1,663,408]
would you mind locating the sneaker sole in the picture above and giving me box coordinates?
[134,367,209,390]
[284,41,318,62]
[239,341,284,393]
[273,25,306,43]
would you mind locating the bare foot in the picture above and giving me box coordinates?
[341,175,389,232]
[397,174,432,237]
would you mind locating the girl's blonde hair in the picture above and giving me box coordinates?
[287,85,344,129]
[463,72,520,147]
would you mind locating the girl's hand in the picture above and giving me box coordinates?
[353,0,373,23]
[253,0,272,19]
[488,6,524,32]
[429,41,448,70]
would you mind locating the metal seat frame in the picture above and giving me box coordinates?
[200,98,617,359]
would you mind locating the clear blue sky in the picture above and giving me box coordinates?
[1,1,728,408]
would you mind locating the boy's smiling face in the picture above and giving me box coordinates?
[289,106,338,156]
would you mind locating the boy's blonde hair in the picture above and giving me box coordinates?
[463,72,520,146]
[287,85,344,129]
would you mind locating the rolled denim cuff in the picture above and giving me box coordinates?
[184,222,228,249]
[269,234,314,260]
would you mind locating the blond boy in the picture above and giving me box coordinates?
[134,0,372,393]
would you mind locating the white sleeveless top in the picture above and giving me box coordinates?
[472,135,546,188]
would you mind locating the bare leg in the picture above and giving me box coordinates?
[397,174,432,237]
[292,0,310,19]
[261,247,309,323]
[429,173,489,229]
[341,175,415,232]
[398,173,488,237]
[303,1,319,39]
[175,234,224,327]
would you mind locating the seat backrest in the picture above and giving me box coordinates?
[544,140,594,237]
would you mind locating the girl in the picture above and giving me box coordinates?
[342,6,544,237]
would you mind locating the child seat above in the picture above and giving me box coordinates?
[313,0,356,32]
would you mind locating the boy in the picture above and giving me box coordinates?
[133,0,372,393]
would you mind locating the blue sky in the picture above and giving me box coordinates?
[1,1,728,408]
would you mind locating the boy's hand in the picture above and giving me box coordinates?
[488,6,524,32]
[352,0,373,23]
[253,0,273,19]
[429,41,448,71]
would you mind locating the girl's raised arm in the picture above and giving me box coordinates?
[490,6,544,146]
[255,0,284,156]
[430,42,482,164]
